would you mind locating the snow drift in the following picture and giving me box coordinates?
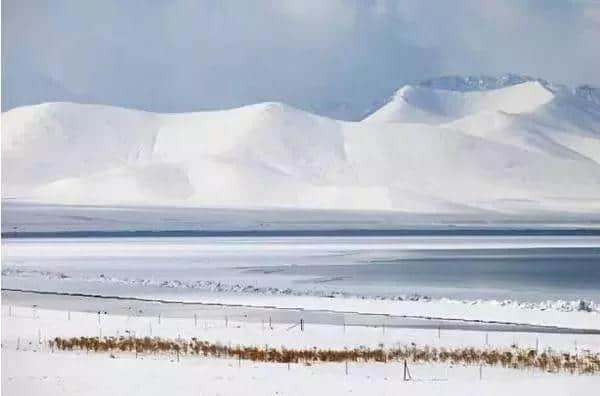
[2,75,600,214]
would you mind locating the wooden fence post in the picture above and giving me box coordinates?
[403,359,412,381]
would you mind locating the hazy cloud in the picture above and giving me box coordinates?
[2,0,599,119]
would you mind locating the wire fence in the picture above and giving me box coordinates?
[4,304,600,379]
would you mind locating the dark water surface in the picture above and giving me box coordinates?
[2,236,600,302]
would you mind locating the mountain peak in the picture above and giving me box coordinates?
[364,79,555,124]
[417,74,548,92]
[415,74,600,107]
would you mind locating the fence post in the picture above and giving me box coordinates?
[269,316,272,329]
[479,364,483,380]
[345,360,348,375]
[225,316,228,328]
[300,318,304,332]
[194,313,197,327]
[403,360,412,381]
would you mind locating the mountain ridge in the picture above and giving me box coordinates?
[3,75,600,214]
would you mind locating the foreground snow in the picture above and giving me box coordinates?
[6,349,600,396]
[2,304,600,396]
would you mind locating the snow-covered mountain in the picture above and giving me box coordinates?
[417,74,544,92]
[2,75,600,214]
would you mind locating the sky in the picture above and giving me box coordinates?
[2,0,600,120]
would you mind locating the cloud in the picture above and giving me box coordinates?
[2,0,599,119]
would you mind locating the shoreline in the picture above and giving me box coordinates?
[5,228,600,238]
[4,289,600,335]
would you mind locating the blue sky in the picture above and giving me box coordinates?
[2,0,600,119]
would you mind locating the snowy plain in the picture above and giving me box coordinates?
[6,349,599,396]
[2,302,600,396]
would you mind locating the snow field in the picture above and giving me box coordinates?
[2,305,600,396]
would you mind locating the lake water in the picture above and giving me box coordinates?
[2,236,600,302]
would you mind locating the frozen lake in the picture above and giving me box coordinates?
[2,235,600,302]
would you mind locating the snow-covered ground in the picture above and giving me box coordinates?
[6,349,600,396]
[2,303,600,396]
[4,300,600,352]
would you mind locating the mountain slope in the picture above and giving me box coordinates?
[2,77,600,214]
[364,81,555,124]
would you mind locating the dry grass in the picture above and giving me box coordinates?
[49,336,600,374]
